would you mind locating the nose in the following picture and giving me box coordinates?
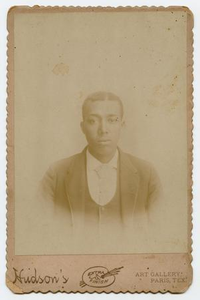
[98,120,108,135]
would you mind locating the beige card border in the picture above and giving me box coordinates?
[6,5,193,294]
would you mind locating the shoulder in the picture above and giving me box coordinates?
[120,151,153,172]
[120,150,161,185]
[47,151,84,177]
[120,151,162,196]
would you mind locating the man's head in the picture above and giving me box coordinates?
[81,91,124,162]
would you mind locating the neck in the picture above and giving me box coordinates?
[88,147,117,163]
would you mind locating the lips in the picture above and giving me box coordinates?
[98,140,110,142]
[97,139,111,144]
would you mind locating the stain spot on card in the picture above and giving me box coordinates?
[149,74,180,112]
[170,99,179,110]
[52,63,69,76]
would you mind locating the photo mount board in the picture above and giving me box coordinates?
[6,6,193,293]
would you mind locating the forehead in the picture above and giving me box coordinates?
[84,100,121,116]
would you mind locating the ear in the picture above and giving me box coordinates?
[121,119,125,127]
[80,121,85,134]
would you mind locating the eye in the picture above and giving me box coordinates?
[107,117,119,123]
[87,119,96,125]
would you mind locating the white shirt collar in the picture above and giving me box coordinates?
[86,148,118,171]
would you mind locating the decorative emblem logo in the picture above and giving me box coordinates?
[80,266,123,288]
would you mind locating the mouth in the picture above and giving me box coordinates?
[97,139,111,144]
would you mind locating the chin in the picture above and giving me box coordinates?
[94,144,116,155]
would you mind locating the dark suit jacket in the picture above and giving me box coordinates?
[40,147,162,229]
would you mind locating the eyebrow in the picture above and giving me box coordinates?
[87,113,120,118]
[87,114,100,118]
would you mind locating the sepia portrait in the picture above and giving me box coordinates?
[38,90,163,253]
[6,6,193,293]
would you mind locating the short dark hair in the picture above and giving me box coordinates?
[82,91,124,119]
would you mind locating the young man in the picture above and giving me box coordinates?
[40,91,162,245]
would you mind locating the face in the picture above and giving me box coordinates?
[81,100,123,158]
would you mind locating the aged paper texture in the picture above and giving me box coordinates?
[6,6,193,293]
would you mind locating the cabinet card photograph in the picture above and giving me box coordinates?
[6,6,193,293]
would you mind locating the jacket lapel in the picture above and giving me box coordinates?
[64,149,87,229]
[119,149,140,226]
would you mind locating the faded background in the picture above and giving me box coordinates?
[14,10,188,254]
